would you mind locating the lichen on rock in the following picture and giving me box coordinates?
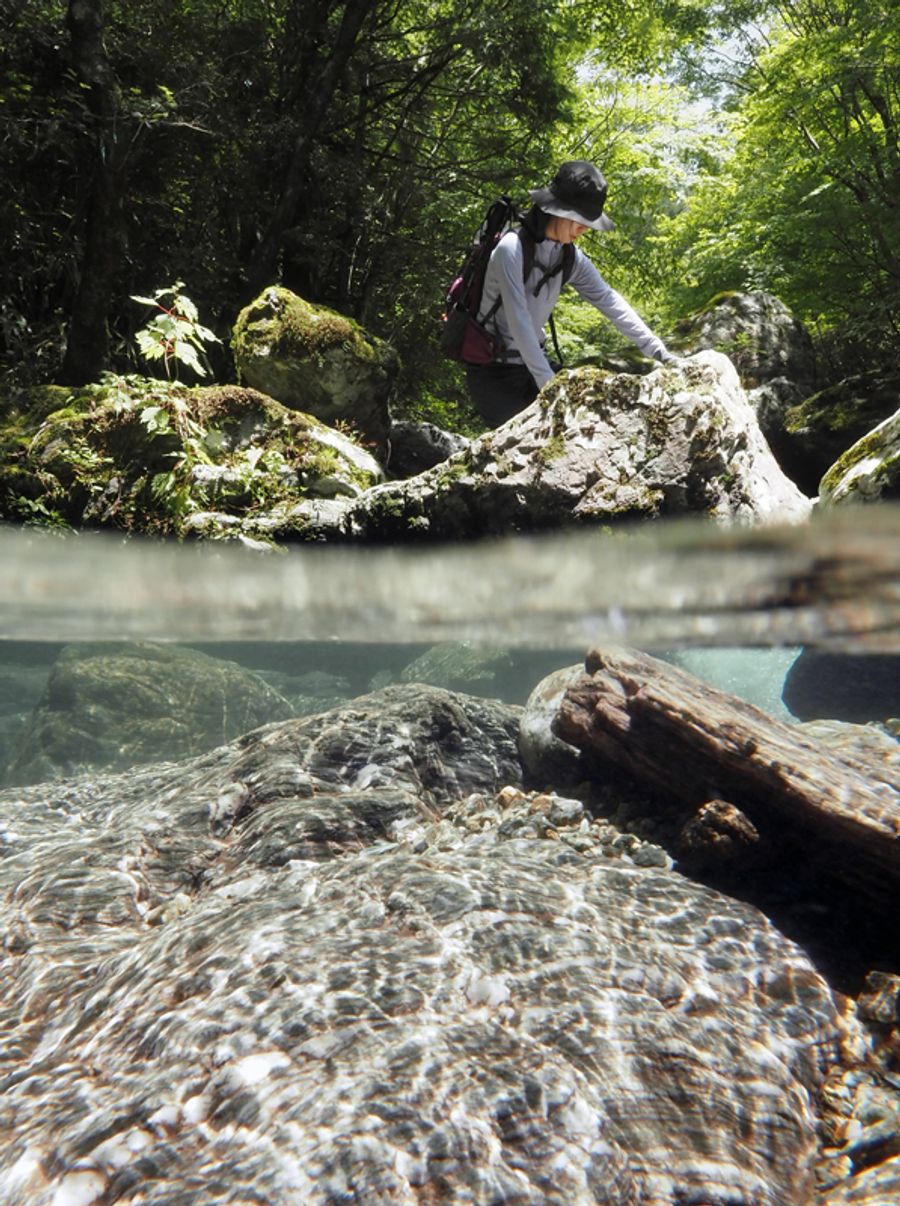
[232,285,398,453]
[0,377,383,541]
[819,406,900,505]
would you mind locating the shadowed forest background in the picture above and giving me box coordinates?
[1,0,897,431]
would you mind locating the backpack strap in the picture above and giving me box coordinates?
[518,229,575,296]
[487,228,574,365]
[518,229,574,366]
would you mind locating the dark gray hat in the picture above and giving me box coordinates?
[530,160,615,231]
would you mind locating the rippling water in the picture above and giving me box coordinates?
[1,507,898,786]
[3,505,899,649]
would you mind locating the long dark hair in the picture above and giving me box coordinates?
[520,203,550,241]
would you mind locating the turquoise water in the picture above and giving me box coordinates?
[1,506,898,787]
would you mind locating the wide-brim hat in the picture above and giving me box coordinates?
[529,160,615,232]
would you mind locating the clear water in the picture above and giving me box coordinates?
[1,505,898,787]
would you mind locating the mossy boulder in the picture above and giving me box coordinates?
[232,286,398,454]
[398,642,515,697]
[776,370,900,495]
[674,292,817,390]
[0,377,383,541]
[819,405,900,505]
[2,641,296,787]
[302,350,810,542]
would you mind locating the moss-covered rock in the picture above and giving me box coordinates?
[0,377,383,541]
[777,371,900,495]
[2,641,296,787]
[819,405,900,505]
[232,286,398,453]
[302,350,810,542]
[673,291,817,390]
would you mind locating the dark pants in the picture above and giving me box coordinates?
[466,363,541,429]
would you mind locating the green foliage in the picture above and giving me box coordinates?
[3,0,894,424]
[655,0,899,361]
[131,283,220,379]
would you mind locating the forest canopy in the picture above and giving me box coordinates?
[1,0,897,420]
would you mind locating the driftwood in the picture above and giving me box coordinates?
[553,647,900,894]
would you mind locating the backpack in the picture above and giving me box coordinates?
[440,197,576,365]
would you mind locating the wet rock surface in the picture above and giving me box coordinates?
[552,646,900,985]
[2,641,296,788]
[2,672,899,1204]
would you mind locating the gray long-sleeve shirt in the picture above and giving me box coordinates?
[477,230,669,388]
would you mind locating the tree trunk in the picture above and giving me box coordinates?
[60,0,129,384]
[244,0,377,300]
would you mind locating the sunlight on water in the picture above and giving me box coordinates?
[1,506,899,651]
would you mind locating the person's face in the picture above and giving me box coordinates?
[547,217,589,243]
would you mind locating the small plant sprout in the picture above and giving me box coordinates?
[131,282,220,379]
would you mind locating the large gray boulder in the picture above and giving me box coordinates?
[675,291,818,390]
[232,286,399,454]
[327,350,811,541]
[674,293,819,471]
[0,681,882,1206]
[2,641,295,786]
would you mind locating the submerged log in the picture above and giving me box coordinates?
[553,647,900,895]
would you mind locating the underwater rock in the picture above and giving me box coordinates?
[518,663,585,788]
[783,650,900,725]
[2,641,295,787]
[327,350,811,542]
[232,286,398,455]
[398,641,515,697]
[0,683,872,1206]
[819,405,900,505]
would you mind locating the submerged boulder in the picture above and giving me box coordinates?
[2,641,295,787]
[0,380,383,540]
[399,641,515,697]
[232,286,399,454]
[782,650,900,725]
[0,681,877,1206]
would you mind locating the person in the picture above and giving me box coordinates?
[466,160,676,428]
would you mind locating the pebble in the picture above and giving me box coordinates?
[425,785,676,872]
